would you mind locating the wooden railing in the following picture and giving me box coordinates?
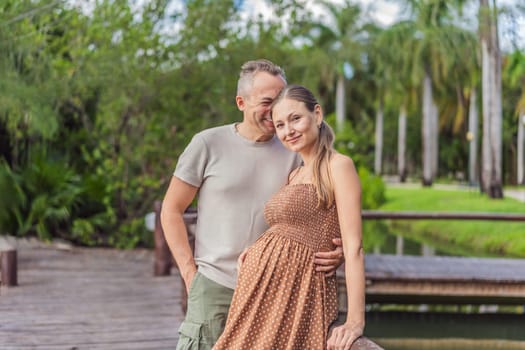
[362,210,525,221]
[0,238,17,287]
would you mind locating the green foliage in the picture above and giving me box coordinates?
[358,167,386,210]
[324,112,387,208]
[325,113,375,169]
[0,152,81,240]
[0,160,25,233]
[356,166,388,253]
[0,150,117,245]
[112,217,152,249]
[0,0,522,248]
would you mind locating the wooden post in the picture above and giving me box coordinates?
[1,248,17,287]
[153,201,173,276]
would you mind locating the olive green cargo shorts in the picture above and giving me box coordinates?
[176,271,234,350]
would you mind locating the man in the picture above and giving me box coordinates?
[161,59,343,349]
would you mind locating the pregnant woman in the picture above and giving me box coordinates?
[214,85,365,350]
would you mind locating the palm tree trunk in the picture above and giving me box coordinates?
[431,95,439,178]
[518,115,524,185]
[468,89,479,185]
[489,0,503,198]
[480,0,503,198]
[422,71,434,186]
[481,36,492,193]
[336,74,346,132]
[398,105,407,182]
[374,98,384,175]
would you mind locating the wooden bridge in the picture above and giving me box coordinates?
[0,239,383,350]
[351,254,525,305]
[2,208,524,349]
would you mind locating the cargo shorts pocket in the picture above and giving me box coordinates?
[176,321,203,350]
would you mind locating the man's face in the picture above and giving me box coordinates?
[237,72,286,140]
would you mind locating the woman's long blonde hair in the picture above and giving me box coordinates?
[272,85,336,208]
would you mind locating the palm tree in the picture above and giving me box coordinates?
[395,0,473,185]
[382,22,420,182]
[479,0,503,197]
[366,24,386,176]
[431,25,479,185]
[504,50,525,185]
[308,0,365,132]
[368,22,417,179]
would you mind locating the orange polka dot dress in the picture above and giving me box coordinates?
[214,183,341,350]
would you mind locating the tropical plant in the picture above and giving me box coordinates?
[304,0,365,131]
[392,0,477,186]
[0,152,81,240]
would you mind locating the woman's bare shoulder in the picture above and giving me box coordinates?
[329,152,356,173]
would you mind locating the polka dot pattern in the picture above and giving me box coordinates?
[213,184,341,349]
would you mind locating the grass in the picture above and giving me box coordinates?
[377,186,525,257]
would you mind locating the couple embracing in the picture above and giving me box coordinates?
[161,59,365,350]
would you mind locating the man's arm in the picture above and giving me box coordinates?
[314,238,344,276]
[160,176,199,293]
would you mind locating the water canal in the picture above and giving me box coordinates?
[361,223,525,349]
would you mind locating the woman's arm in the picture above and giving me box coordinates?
[327,154,365,350]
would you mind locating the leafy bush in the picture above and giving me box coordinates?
[0,154,81,240]
[358,166,386,210]
[0,160,25,235]
[325,113,375,170]
[0,151,116,245]
[357,166,388,253]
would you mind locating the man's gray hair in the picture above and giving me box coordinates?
[237,59,286,97]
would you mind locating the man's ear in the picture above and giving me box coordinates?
[236,95,245,111]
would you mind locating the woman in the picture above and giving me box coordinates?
[213,85,365,350]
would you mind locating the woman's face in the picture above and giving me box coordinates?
[272,97,322,154]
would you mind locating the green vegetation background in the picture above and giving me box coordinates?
[0,0,523,251]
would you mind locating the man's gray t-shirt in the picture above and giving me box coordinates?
[174,124,300,289]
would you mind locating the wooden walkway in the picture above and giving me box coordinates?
[4,239,525,349]
[0,244,184,350]
[0,242,383,350]
[10,235,524,349]
[360,254,525,305]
